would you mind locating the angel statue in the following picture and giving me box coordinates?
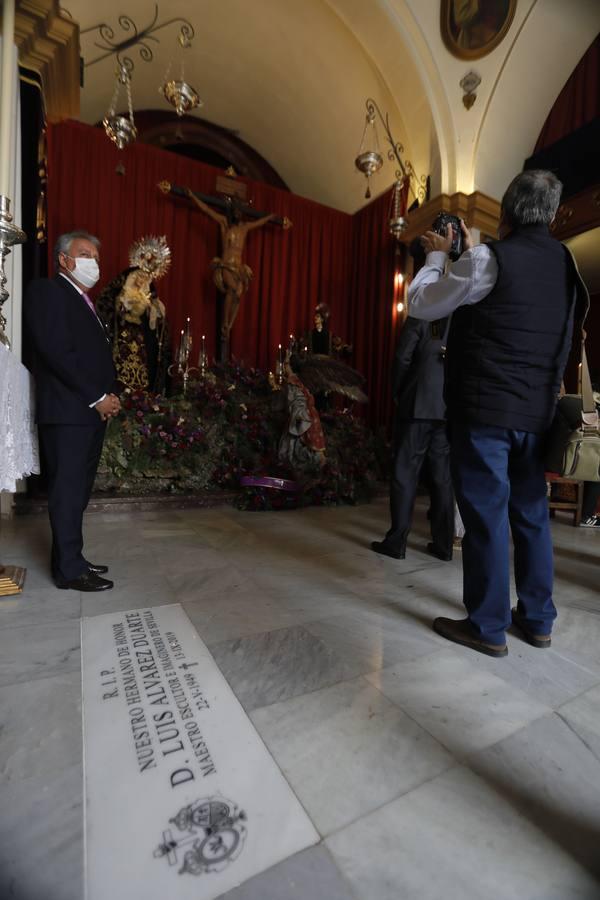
[95,236,172,394]
[289,352,368,405]
[278,352,368,472]
[185,188,292,339]
[278,353,326,470]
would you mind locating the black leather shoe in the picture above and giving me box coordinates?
[371,541,405,560]
[426,542,452,562]
[56,572,114,591]
[87,562,109,574]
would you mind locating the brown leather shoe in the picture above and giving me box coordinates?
[511,607,551,648]
[433,617,508,658]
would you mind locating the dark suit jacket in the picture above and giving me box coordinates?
[24,275,117,424]
[392,315,448,421]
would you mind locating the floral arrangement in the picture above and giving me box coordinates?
[95,361,385,507]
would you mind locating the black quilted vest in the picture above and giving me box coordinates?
[445,225,577,434]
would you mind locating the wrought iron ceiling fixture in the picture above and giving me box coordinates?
[82,4,195,75]
[355,98,428,230]
[79,4,201,148]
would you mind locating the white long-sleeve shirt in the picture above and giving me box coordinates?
[408,245,499,320]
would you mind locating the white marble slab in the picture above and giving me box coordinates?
[0,670,82,783]
[0,619,81,687]
[326,765,600,900]
[251,677,454,835]
[0,766,84,900]
[558,684,600,762]
[81,604,319,900]
[365,648,550,756]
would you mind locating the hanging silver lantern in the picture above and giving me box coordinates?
[160,40,202,118]
[160,78,202,117]
[389,178,407,239]
[103,65,137,150]
[355,112,383,199]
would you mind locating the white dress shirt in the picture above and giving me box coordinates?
[408,245,499,321]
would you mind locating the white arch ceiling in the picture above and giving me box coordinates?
[68,0,600,213]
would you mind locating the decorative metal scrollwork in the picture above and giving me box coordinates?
[361,98,427,204]
[81,4,195,73]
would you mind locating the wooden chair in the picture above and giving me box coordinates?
[545,472,584,526]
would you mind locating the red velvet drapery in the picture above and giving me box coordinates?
[348,188,403,431]
[45,120,400,430]
[534,33,600,152]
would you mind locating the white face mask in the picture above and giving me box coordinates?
[65,255,100,289]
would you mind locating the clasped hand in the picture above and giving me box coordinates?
[95,393,121,421]
[421,219,473,256]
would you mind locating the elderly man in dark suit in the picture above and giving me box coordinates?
[24,231,120,591]
[372,303,455,563]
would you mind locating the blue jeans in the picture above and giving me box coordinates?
[450,424,556,645]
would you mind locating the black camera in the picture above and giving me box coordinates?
[432,213,463,261]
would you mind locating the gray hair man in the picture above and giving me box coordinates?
[409,170,588,657]
[23,230,120,591]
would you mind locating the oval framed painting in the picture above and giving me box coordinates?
[441,0,517,60]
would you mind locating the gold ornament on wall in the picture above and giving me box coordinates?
[460,71,482,110]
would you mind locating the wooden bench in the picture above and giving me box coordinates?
[545,473,584,526]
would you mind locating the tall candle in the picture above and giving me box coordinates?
[0,0,16,196]
[198,334,207,367]
[183,317,192,358]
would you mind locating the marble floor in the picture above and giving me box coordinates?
[1,497,599,900]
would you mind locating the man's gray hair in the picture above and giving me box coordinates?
[54,231,100,271]
[501,169,563,229]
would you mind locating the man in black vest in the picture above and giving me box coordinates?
[24,231,120,591]
[409,170,588,657]
[372,257,454,561]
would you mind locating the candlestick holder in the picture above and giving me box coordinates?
[0,193,28,595]
[168,355,199,397]
[169,323,198,396]
[0,195,27,347]
[274,359,284,387]
[197,335,209,378]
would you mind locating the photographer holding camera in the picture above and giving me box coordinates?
[409,169,588,658]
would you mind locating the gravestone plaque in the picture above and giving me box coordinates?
[82,604,319,900]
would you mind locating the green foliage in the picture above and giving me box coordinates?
[96,362,384,507]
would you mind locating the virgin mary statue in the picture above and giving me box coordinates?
[95,235,172,393]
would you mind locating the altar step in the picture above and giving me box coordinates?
[14,491,238,516]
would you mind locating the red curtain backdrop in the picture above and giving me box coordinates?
[45,120,400,430]
[534,33,600,152]
[348,187,401,431]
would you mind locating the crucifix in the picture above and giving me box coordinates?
[158,178,292,359]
